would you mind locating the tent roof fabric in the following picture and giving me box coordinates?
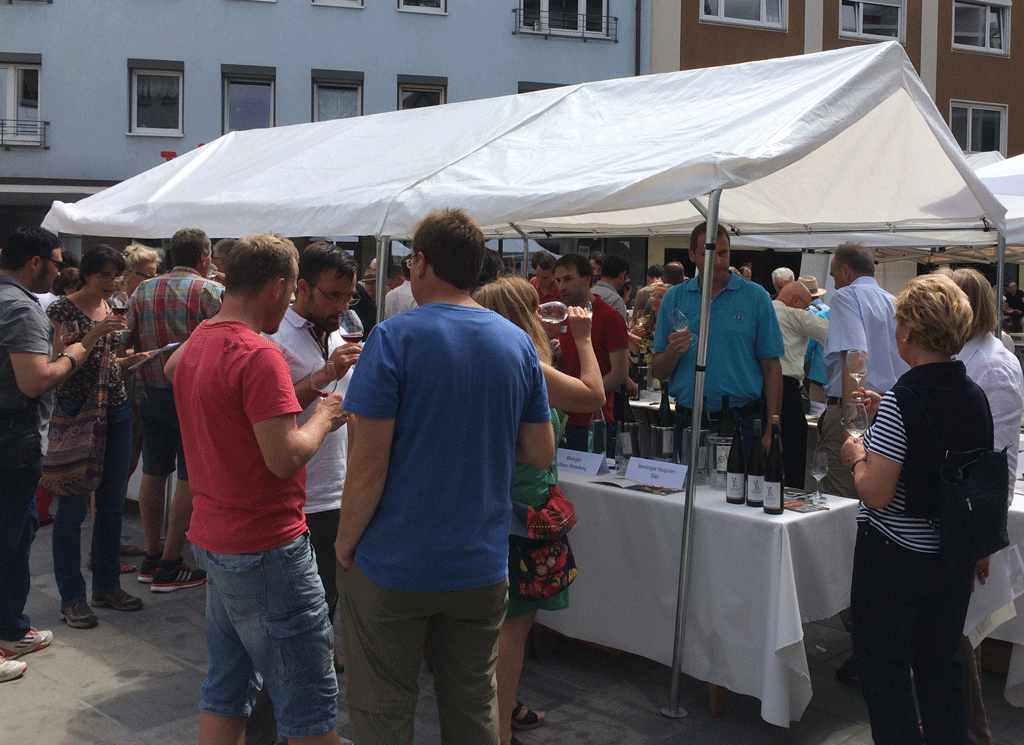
[43,42,1005,246]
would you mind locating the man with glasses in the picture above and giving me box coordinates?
[123,228,222,593]
[1,228,114,681]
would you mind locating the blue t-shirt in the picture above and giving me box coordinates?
[653,272,784,410]
[342,302,551,592]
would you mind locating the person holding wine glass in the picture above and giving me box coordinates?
[46,245,148,628]
[840,274,990,745]
[474,276,604,745]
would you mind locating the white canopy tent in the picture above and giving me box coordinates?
[44,41,1004,248]
[976,153,1024,244]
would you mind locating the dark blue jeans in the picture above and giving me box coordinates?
[0,454,41,641]
[52,400,132,606]
[851,524,974,745]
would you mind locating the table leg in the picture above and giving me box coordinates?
[708,683,726,717]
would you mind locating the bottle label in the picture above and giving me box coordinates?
[715,444,730,473]
[764,481,782,510]
[726,473,745,502]
[746,475,765,505]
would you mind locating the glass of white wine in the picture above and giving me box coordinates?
[844,401,869,440]
[810,447,829,507]
[847,349,868,389]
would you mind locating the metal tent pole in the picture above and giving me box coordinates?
[511,224,530,279]
[375,235,391,325]
[996,233,1006,337]
[662,188,722,718]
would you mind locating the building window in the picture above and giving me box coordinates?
[312,70,363,121]
[953,2,1009,54]
[398,75,447,109]
[128,60,183,137]
[222,65,275,134]
[700,0,785,29]
[0,58,43,147]
[840,1,904,41]
[519,0,612,35]
[312,0,363,6]
[399,0,445,13]
[950,101,1007,155]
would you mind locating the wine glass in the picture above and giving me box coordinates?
[310,361,338,399]
[109,290,130,317]
[670,309,688,332]
[339,311,363,344]
[843,401,869,440]
[60,319,80,346]
[810,447,829,507]
[538,300,568,325]
[583,301,593,319]
[847,349,868,389]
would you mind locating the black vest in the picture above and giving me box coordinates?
[892,361,993,519]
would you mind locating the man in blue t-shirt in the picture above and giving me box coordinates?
[652,222,784,458]
[336,209,553,745]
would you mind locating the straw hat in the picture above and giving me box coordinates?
[799,275,826,298]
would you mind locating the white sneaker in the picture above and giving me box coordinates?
[0,656,27,683]
[0,628,53,660]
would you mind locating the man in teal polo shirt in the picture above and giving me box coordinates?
[652,222,784,458]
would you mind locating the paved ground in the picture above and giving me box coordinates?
[5,503,1023,745]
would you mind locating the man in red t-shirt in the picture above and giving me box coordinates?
[529,250,560,305]
[554,253,628,453]
[167,235,346,745]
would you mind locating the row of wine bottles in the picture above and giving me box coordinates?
[657,387,786,515]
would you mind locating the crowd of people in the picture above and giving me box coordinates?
[1,215,1022,745]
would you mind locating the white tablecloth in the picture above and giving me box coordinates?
[540,474,859,727]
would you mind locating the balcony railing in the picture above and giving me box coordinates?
[512,8,618,41]
[0,119,48,148]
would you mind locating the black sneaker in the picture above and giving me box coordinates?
[137,554,161,584]
[151,561,207,593]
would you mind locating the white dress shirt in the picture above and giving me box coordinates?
[824,276,909,396]
[958,332,1024,503]
[383,280,417,319]
[771,300,829,379]
[265,307,352,513]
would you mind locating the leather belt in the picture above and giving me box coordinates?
[826,396,842,406]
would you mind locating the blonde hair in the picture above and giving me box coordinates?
[123,243,160,272]
[473,276,552,365]
[947,268,998,339]
[894,273,973,357]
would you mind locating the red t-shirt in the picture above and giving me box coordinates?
[558,294,628,427]
[530,276,561,305]
[174,320,307,554]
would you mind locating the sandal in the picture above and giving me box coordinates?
[511,701,545,732]
[86,555,137,574]
[119,544,147,557]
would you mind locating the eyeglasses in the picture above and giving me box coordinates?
[135,271,157,280]
[309,281,359,307]
[46,257,67,271]
[96,272,126,282]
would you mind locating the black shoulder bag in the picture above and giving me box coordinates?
[899,387,1010,567]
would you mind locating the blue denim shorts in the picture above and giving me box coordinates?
[195,532,337,739]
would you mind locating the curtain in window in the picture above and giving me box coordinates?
[136,73,178,130]
[227,81,272,132]
[317,86,358,121]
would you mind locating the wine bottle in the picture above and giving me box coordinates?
[718,394,734,440]
[714,394,733,483]
[763,415,785,515]
[658,385,674,427]
[745,419,765,508]
[725,413,746,504]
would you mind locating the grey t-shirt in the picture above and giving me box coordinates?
[0,275,54,449]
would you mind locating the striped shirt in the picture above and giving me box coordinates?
[125,267,223,388]
[859,392,940,553]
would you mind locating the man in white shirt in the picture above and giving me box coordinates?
[821,243,908,500]
[383,258,417,319]
[772,281,829,488]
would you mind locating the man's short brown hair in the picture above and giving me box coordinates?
[832,242,875,277]
[412,209,485,292]
[170,228,212,269]
[225,234,299,298]
[689,221,729,254]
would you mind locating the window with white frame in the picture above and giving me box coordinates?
[950,101,1007,155]
[700,0,785,29]
[312,0,362,6]
[399,0,445,13]
[313,70,362,121]
[0,58,41,145]
[521,0,610,34]
[398,75,447,109]
[953,2,1009,54]
[840,1,904,41]
[129,60,183,136]
[223,65,275,133]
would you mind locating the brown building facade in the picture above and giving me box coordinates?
[653,1,1023,157]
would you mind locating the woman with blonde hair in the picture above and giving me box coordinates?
[473,276,604,745]
[122,244,160,296]
[841,273,993,744]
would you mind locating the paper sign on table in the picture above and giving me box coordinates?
[624,457,687,489]
[557,449,606,476]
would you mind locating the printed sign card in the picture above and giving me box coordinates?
[624,457,687,489]
[557,449,605,476]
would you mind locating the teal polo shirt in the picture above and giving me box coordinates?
[653,272,783,411]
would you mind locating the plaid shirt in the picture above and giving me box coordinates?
[126,267,223,388]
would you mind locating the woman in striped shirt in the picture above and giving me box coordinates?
[840,273,991,745]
